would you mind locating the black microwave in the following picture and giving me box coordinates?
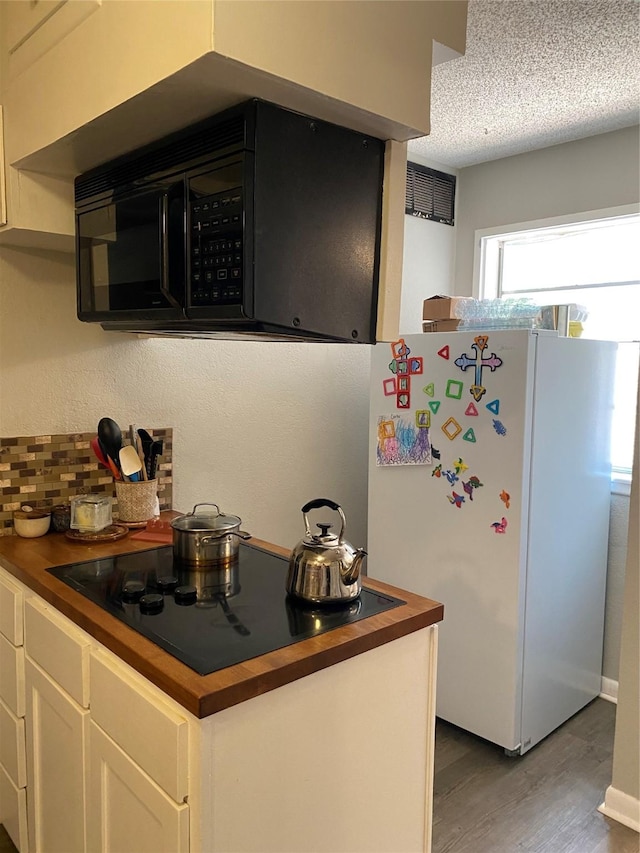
[75,99,385,343]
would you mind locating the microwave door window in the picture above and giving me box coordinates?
[79,192,171,311]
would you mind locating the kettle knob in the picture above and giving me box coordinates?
[316,523,333,537]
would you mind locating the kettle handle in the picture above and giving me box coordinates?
[301,498,340,514]
[301,498,346,543]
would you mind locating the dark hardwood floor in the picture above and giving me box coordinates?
[433,698,639,853]
[1,699,637,852]
[0,825,16,853]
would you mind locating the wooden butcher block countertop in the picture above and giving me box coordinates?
[0,514,443,719]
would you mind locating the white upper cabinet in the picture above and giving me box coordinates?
[3,1,101,79]
[0,0,467,176]
[0,0,465,332]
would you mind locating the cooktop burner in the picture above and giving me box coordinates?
[47,542,404,675]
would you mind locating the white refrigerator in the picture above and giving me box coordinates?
[367,329,616,754]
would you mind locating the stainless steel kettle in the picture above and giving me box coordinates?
[286,499,367,604]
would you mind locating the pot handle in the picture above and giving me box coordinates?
[301,498,346,543]
[199,529,251,545]
[188,503,220,517]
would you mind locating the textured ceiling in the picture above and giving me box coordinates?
[409,0,640,168]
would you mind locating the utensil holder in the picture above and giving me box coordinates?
[115,479,158,523]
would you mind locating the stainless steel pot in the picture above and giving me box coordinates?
[170,503,251,568]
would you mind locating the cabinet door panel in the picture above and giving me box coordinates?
[0,634,25,717]
[88,722,188,853]
[0,698,26,788]
[25,659,88,853]
[0,763,29,853]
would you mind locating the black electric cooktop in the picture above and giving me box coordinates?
[47,542,404,676]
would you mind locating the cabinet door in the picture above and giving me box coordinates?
[25,658,88,853]
[87,722,189,853]
[0,763,29,853]
[0,698,26,789]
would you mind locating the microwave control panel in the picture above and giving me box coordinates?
[189,189,243,306]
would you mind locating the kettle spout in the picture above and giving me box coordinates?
[342,549,367,585]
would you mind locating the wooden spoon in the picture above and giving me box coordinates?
[119,445,143,482]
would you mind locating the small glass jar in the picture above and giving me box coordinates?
[70,495,112,533]
[51,503,72,533]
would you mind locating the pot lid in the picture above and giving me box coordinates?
[14,505,51,520]
[171,503,242,533]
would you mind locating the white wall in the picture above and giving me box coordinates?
[604,494,632,680]
[0,247,371,553]
[453,125,640,296]
[400,155,458,335]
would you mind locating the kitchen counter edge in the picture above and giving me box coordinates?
[0,525,443,719]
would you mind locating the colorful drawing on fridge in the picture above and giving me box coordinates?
[376,414,432,466]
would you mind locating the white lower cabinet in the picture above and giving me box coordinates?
[87,722,189,853]
[0,569,28,852]
[0,562,439,852]
[25,658,88,853]
[14,583,191,853]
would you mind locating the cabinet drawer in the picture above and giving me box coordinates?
[24,598,90,707]
[0,698,27,789]
[90,650,189,803]
[0,571,24,646]
[0,634,25,717]
[0,762,29,853]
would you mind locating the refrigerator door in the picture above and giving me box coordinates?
[368,329,536,750]
[519,334,616,752]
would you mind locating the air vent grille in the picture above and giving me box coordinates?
[405,162,455,226]
[75,114,246,201]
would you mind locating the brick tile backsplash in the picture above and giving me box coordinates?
[0,429,172,534]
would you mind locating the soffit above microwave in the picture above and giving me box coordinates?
[75,99,385,344]
[9,3,467,180]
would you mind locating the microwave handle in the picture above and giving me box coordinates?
[160,192,182,310]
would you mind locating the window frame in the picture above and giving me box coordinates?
[472,203,639,495]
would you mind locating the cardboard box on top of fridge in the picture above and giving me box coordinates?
[422,319,461,333]
[422,295,474,320]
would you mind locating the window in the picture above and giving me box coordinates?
[477,210,640,486]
